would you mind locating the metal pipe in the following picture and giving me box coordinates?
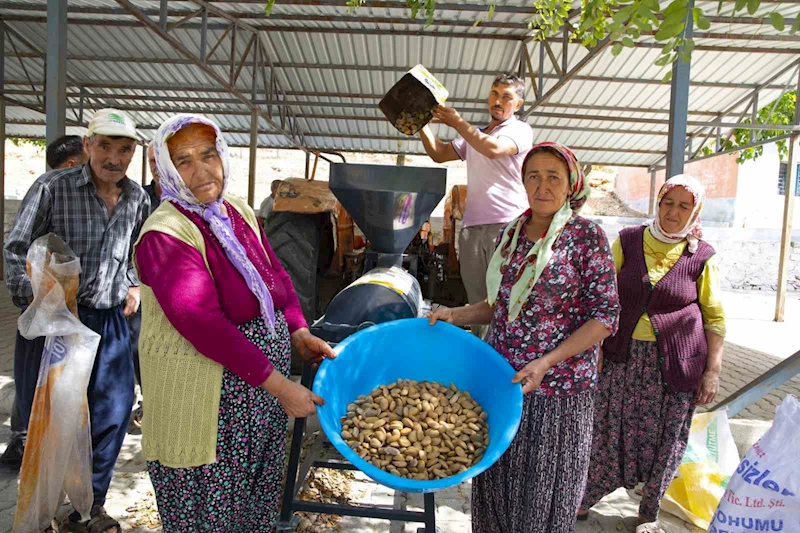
[141,142,147,186]
[159,0,168,31]
[538,42,545,96]
[248,109,258,208]
[0,21,5,281]
[200,7,208,62]
[45,0,67,151]
[665,1,694,178]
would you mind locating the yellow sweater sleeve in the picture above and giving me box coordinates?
[611,237,624,273]
[697,255,726,338]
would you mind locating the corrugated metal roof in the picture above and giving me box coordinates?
[2,0,799,168]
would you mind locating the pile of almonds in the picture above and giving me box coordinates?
[394,110,430,135]
[340,379,489,481]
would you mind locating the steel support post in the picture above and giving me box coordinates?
[248,108,258,208]
[396,153,405,166]
[304,150,310,180]
[200,8,208,62]
[0,22,5,281]
[750,91,758,144]
[538,42,545,95]
[46,0,67,151]
[159,0,168,31]
[665,4,693,178]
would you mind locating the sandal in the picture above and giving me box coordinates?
[59,506,120,533]
[86,506,121,533]
[635,521,665,533]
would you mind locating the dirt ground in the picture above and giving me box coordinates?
[583,166,647,218]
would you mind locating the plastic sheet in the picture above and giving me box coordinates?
[14,234,99,532]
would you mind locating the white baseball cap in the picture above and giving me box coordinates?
[87,108,137,139]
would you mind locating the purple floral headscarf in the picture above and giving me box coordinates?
[154,114,276,332]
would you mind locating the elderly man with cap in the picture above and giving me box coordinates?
[4,109,150,533]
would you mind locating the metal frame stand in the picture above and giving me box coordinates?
[277,364,438,533]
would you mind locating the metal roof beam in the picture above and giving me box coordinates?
[523,38,613,117]
[8,55,792,90]
[663,57,800,166]
[7,2,785,29]
[205,0,538,13]
[0,4,533,30]
[586,39,800,55]
[0,15,530,39]
[12,96,783,129]
[0,85,771,118]
[111,0,307,150]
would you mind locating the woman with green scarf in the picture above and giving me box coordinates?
[429,142,620,532]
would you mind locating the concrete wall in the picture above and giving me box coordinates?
[734,142,800,229]
[614,154,739,223]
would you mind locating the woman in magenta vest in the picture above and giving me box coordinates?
[579,175,726,533]
[429,142,620,533]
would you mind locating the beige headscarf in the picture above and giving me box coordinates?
[647,174,706,253]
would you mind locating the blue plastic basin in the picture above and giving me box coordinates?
[313,318,523,493]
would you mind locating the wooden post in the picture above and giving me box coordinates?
[775,136,797,322]
[141,143,147,186]
[248,109,258,208]
[775,68,800,322]
[396,153,405,166]
[648,170,657,217]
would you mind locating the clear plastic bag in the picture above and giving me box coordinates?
[709,395,800,533]
[13,234,100,532]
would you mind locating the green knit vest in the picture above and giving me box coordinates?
[134,196,266,468]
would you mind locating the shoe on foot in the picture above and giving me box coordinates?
[0,437,24,469]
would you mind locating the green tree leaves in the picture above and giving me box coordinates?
[700,92,797,163]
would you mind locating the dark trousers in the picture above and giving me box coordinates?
[128,309,142,386]
[14,305,135,507]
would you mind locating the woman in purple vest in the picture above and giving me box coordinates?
[579,174,726,533]
[429,142,620,533]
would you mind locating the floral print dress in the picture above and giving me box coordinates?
[148,312,291,532]
[472,215,619,533]
[487,215,620,397]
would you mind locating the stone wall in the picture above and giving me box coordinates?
[712,239,800,292]
[599,219,800,292]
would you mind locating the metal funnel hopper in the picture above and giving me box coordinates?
[329,163,447,255]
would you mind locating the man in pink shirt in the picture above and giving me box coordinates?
[419,74,533,337]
